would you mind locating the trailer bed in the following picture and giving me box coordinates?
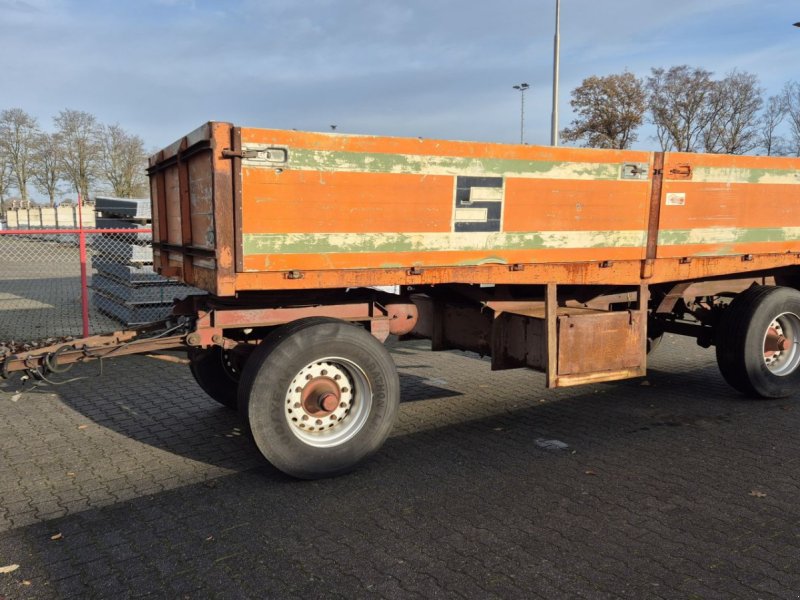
[148,122,800,296]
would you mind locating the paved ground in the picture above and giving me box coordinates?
[1,334,800,599]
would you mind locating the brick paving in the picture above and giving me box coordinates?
[1,334,800,599]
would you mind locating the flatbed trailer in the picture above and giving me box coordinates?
[3,121,800,478]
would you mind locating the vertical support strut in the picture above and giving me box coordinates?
[545,282,558,387]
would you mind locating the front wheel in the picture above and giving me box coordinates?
[716,286,800,398]
[238,318,400,479]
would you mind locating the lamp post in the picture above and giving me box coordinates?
[513,83,530,144]
[551,0,561,146]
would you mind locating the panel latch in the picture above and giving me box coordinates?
[667,164,693,180]
[221,148,259,159]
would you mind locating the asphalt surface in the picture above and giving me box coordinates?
[1,335,799,599]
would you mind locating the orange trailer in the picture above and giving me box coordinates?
[4,121,800,478]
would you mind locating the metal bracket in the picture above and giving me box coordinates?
[621,163,649,180]
[667,164,693,180]
[221,148,259,159]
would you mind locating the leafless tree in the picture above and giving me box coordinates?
[759,94,788,156]
[54,109,102,202]
[0,108,40,202]
[647,66,716,152]
[560,72,647,149]
[784,82,800,157]
[31,132,63,207]
[701,71,763,155]
[0,150,11,218]
[100,124,148,198]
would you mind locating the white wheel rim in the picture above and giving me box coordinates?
[284,357,372,448]
[762,312,800,376]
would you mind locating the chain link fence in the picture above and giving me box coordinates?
[0,228,205,347]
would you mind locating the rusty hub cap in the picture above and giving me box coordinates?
[285,361,353,441]
[762,313,800,375]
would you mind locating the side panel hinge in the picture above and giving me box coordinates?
[221,148,259,159]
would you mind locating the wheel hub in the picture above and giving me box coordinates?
[286,362,353,433]
[762,314,800,375]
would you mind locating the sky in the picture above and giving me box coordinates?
[1,0,799,152]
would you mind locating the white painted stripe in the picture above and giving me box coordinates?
[469,187,503,202]
[454,208,488,222]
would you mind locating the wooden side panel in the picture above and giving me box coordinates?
[657,152,800,258]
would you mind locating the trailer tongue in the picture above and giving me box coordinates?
[3,121,800,478]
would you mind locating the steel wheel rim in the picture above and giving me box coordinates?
[284,356,372,447]
[762,312,800,376]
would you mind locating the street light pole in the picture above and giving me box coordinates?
[512,83,530,144]
[551,0,561,146]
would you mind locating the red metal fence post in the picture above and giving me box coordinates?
[78,195,90,337]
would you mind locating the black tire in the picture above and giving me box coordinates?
[188,346,240,409]
[238,318,400,479]
[716,285,800,398]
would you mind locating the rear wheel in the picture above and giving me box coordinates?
[716,286,800,398]
[188,346,242,409]
[238,318,400,479]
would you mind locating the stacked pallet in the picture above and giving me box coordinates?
[91,196,205,326]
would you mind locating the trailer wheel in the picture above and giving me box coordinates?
[188,346,240,409]
[716,286,800,398]
[238,318,400,479]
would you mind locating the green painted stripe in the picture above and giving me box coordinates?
[691,166,800,185]
[659,227,800,246]
[242,144,647,181]
[243,230,647,255]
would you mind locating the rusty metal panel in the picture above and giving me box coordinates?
[148,123,800,295]
[438,305,493,355]
[490,312,546,371]
[209,122,236,296]
[237,127,653,275]
[657,152,800,259]
[557,311,643,376]
[164,166,182,246]
[188,153,215,250]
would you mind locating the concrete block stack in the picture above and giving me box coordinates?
[92,196,205,326]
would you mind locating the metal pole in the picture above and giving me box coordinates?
[77,192,90,337]
[551,0,561,146]
[513,83,529,144]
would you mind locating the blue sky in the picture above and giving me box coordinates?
[1,0,798,151]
